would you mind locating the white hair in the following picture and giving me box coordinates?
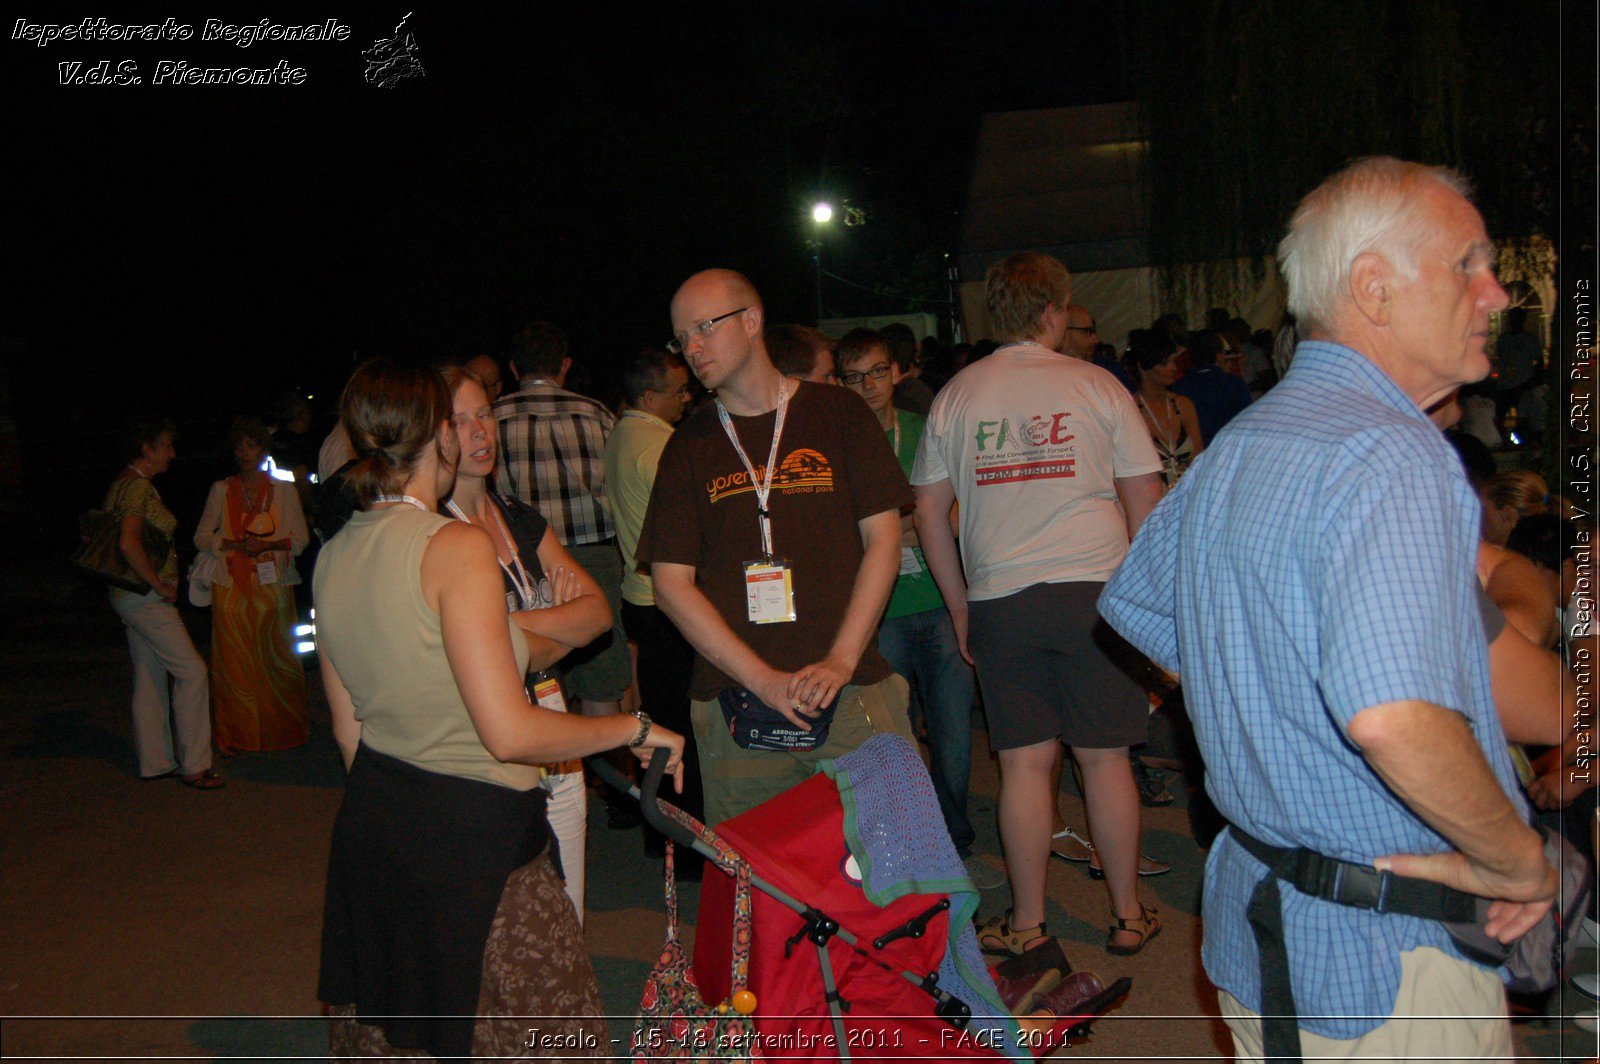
[1278,157,1473,333]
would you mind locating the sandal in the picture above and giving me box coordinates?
[1106,905,1160,956]
[1049,827,1094,863]
[1088,853,1171,879]
[976,910,1049,957]
[181,769,226,790]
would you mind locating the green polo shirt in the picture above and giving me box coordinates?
[886,409,945,620]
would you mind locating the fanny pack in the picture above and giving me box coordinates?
[1441,826,1592,993]
[718,686,840,751]
[1230,823,1592,1062]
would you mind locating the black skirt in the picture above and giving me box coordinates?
[319,743,550,1060]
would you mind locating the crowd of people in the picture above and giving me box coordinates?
[92,153,1592,1061]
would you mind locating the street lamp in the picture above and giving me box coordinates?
[810,202,833,324]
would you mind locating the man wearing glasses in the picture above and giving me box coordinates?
[637,269,917,825]
[837,327,991,885]
[1059,305,1098,361]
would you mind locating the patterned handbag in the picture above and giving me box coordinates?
[632,834,762,1062]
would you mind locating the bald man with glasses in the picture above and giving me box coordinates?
[637,269,917,825]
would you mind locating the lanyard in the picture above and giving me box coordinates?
[445,498,539,611]
[716,380,790,560]
[239,475,272,519]
[373,494,429,511]
[1138,394,1179,453]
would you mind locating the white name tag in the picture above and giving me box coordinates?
[745,559,797,624]
[254,559,278,585]
[532,674,569,714]
[899,547,924,576]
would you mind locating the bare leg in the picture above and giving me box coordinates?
[997,739,1059,934]
[1050,746,1066,835]
[1076,745,1145,947]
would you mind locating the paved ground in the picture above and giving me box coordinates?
[1,578,1593,1061]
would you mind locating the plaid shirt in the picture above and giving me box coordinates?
[1100,341,1526,1038]
[493,381,616,546]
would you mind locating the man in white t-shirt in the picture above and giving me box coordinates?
[911,251,1166,959]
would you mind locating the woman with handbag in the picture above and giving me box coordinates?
[315,358,684,1059]
[442,366,609,925]
[194,416,310,756]
[105,415,223,789]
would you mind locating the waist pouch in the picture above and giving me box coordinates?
[1441,826,1592,993]
[1230,823,1593,1062]
[718,686,840,751]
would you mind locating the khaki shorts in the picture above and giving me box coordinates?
[691,673,915,826]
[1218,946,1511,1063]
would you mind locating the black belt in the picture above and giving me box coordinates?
[1228,825,1476,1062]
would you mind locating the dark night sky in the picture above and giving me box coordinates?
[7,4,1127,461]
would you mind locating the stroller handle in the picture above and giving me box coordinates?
[587,748,702,850]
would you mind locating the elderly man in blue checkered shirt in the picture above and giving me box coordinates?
[1100,158,1556,1062]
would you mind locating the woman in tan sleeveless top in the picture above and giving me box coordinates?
[313,359,684,1060]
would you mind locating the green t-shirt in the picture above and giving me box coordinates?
[885,410,945,620]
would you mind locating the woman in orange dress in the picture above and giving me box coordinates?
[195,416,310,755]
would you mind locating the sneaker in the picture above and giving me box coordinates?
[964,856,1007,891]
[1574,970,1600,1002]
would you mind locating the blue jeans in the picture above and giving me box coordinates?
[877,607,977,854]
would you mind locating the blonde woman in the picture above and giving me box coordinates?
[443,365,609,924]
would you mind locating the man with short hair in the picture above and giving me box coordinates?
[1058,304,1098,361]
[604,349,703,832]
[463,352,505,402]
[766,323,839,385]
[1061,305,1135,390]
[639,270,917,825]
[495,321,631,722]
[1101,158,1553,1061]
[836,327,983,870]
[912,251,1166,958]
[1171,328,1253,445]
[881,322,933,415]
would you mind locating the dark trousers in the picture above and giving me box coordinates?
[621,601,703,832]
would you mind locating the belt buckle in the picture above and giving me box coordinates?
[1331,862,1391,913]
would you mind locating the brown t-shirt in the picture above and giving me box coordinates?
[638,381,913,699]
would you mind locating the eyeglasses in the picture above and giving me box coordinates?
[667,307,747,354]
[840,363,892,386]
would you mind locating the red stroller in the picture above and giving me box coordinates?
[602,734,1131,1061]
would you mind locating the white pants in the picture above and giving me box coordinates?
[544,768,588,925]
[111,590,213,778]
